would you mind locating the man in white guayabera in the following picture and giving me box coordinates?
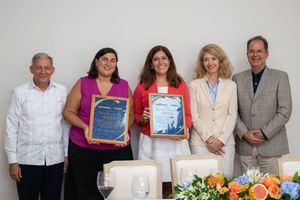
[4,52,69,200]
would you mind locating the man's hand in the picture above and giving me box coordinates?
[64,157,68,173]
[9,163,22,182]
[243,131,264,146]
[251,129,266,141]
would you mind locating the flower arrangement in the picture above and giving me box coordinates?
[174,169,300,200]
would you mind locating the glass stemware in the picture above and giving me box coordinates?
[180,167,197,185]
[131,174,150,199]
[97,171,115,200]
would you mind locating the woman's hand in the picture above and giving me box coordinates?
[206,136,225,156]
[140,107,150,125]
[84,127,101,145]
[84,127,89,140]
[114,132,130,147]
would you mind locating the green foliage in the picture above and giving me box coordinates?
[293,172,300,184]
[173,170,300,200]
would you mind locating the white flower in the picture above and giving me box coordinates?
[195,179,206,189]
[243,168,268,184]
[202,193,210,200]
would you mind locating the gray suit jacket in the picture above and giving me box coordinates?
[233,67,292,156]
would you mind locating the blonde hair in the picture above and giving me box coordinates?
[195,44,232,79]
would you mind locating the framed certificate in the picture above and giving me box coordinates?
[149,93,188,139]
[88,95,129,145]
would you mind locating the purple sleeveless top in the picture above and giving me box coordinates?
[70,76,130,150]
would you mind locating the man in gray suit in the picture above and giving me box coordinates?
[233,36,292,175]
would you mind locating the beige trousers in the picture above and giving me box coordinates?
[239,147,281,175]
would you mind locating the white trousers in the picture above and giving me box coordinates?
[138,134,191,182]
[190,144,235,178]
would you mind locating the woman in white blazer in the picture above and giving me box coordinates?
[189,44,237,178]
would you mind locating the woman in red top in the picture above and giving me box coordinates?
[133,45,192,198]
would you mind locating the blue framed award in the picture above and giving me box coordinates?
[88,95,129,145]
[149,93,188,139]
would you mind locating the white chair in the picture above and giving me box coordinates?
[170,154,222,188]
[103,160,162,200]
[278,154,300,176]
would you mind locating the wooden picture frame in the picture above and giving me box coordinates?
[88,95,129,145]
[149,93,188,139]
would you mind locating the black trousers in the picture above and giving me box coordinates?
[17,162,64,200]
[64,140,133,200]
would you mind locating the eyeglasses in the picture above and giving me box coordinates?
[247,49,267,55]
[33,66,54,72]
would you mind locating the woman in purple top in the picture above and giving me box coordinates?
[63,48,134,200]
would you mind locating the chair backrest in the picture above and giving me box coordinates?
[103,160,162,200]
[170,154,222,188]
[278,154,300,176]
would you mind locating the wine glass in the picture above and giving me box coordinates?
[131,174,150,199]
[209,168,218,176]
[180,167,197,185]
[97,171,115,200]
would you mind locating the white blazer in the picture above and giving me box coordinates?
[189,78,237,146]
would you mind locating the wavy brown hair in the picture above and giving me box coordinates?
[88,47,120,83]
[139,45,182,90]
[195,44,233,79]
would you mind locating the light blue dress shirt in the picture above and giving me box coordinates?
[205,76,220,105]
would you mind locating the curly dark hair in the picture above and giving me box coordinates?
[88,47,120,83]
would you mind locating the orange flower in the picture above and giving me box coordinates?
[215,172,225,186]
[268,184,281,199]
[228,181,241,193]
[261,176,280,188]
[229,192,239,200]
[280,175,293,182]
[208,176,218,188]
[216,184,229,194]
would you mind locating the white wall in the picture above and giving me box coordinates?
[1,0,299,199]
